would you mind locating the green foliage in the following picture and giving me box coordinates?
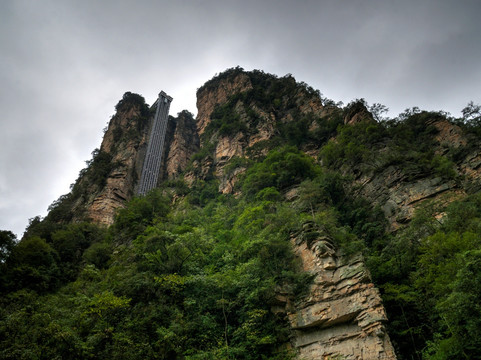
[459,101,481,136]
[223,156,252,177]
[242,146,320,197]
[430,155,457,180]
[188,179,221,206]
[3,236,60,293]
[368,194,481,360]
[190,140,217,163]
[0,230,16,263]
[207,101,248,137]
[52,222,107,280]
[113,188,170,240]
[85,148,121,188]
[115,92,148,113]
[319,120,385,168]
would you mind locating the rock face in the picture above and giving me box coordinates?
[72,101,152,225]
[163,111,200,178]
[196,71,253,134]
[195,70,329,193]
[284,222,396,359]
[190,71,399,358]
[352,118,481,230]
[344,101,375,125]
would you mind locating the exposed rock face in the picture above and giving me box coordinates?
[353,119,481,229]
[196,72,253,134]
[191,72,398,358]
[344,101,375,125]
[74,103,152,226]
[195,72,329,193]
[433,118,467,148]
[357,167,463,230]
[163,111,200,178]
[287,222,396,359]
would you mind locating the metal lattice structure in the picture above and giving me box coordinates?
[137,91,173,196]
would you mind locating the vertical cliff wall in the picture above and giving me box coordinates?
[287,222,396,359]
[163,110,200,179]
[70,94,152,225]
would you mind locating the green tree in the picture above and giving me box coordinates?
[4,236,60,293]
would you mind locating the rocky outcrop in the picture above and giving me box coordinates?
[194,72,330,193]
[344,101,375,125]
[81,104,152,225]
[352,119,481,229]
[285,222,396,359]
[163,111,200,179]
[196,72,253,134]
[357,167,463,229]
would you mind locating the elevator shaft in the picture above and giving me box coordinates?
[137,91,173,196]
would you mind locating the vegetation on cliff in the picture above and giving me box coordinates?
[1,68,481,359]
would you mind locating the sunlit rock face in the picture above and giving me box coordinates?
[196,72,253,135]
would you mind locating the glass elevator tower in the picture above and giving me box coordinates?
[137,91,173,195]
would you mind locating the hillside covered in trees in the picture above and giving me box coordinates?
[1,68,481,359]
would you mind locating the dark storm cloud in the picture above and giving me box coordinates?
[1,0,480,236]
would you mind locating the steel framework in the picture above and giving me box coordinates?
[137,91,173,195]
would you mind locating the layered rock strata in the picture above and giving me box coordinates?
[287,222,396,359]
[77,104,152,225]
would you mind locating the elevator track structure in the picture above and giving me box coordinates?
[137,91,173,196]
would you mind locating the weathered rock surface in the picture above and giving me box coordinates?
[74,104,151,226]
[353,119,481,229]
[163,111,200,179]
[344,101,375,125]
[286,222,396,359]
[196,72,253,134]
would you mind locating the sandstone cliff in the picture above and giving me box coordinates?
[162,110,200,179]
[286,222,396,359]
[186,69,481,359]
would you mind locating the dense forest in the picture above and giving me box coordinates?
[1,68,481,359]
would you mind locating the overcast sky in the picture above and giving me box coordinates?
[1,0,480,237]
